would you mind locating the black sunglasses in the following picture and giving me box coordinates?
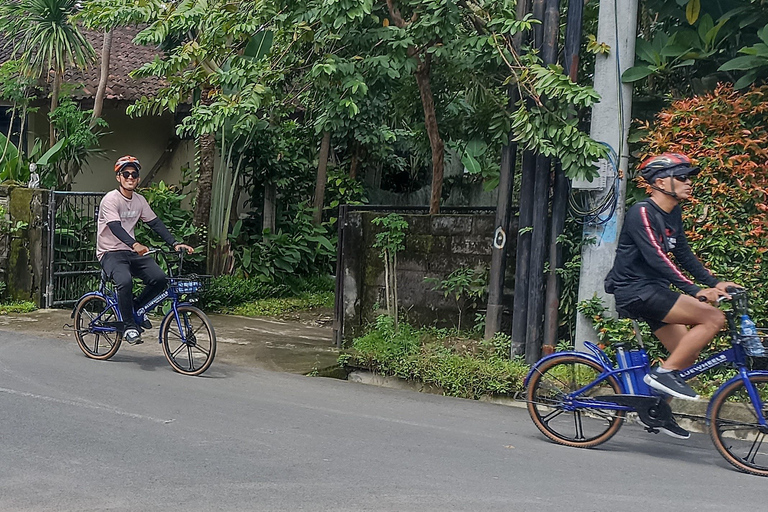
[673,175,692,183]
[120,170,140,179]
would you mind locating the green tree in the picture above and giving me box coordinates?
[0,0,96,147]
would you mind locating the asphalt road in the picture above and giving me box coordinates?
[0,330,766,511]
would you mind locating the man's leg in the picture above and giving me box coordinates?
[130,253,168,311]
[100,252,135,330]
[659,295,725,369]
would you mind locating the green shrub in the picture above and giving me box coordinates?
[344,316,529,400]
[199,275,290,311]
[230,292,334,317]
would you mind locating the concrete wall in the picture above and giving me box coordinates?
[340,210,516,343]
[0,185,47,305]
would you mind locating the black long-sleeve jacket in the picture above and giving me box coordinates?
[605,199,719,306]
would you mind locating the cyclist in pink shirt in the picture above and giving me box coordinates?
[96,156,194,345]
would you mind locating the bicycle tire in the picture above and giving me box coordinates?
[161,305,216,376]
[709,374,768,476]
[73,294,122,360]
[527,355,625,448]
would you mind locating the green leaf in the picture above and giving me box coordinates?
[621,65,655,82]
[718,55,768,71]
[244,30,274,60]
[686,0,701,25]
[461,153,482,175]
[36,138,67,166]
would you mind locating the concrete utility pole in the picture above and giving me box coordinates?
[574,0,639,348]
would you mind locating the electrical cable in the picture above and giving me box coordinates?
[568,143,620,225]
[567,0,627,227]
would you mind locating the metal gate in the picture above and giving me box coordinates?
[46,191,105,308]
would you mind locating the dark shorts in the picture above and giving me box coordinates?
[616,287,682,332]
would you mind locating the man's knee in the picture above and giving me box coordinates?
[703,307,726,331]
[146,270,167,288]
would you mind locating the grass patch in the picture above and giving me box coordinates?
[342,315,529,400]
[200,274,335,316]
[228,291,334,317]
[0,301,38,314]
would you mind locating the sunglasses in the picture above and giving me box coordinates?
[673,175,692,183]
[119,170,140,179]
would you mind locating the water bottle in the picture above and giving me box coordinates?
[740,314,766,357]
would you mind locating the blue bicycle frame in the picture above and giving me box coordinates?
[83,279,199,345]
[525,340,768,426]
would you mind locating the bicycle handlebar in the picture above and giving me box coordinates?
[142,248,188,277]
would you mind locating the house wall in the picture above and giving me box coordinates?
[74,107,193,191]
[26,105,197,193]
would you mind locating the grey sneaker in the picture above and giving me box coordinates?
[124,328,143,345]
[643,367,699,400]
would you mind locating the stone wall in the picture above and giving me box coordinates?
[338,209,516,344]
[0,186,47,306]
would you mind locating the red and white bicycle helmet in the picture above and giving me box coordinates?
[114,155,141,173]
[638,152,699,183]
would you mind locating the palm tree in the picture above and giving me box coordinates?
[0,0,96,147]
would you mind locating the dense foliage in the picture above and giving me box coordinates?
[344,315,528,399]
[640,84,768,326]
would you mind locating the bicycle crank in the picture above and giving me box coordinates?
[595,394,673,429]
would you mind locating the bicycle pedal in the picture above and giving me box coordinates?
[644,427,660,434]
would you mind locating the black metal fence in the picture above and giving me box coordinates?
[46,191,105,307]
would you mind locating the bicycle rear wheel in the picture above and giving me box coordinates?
[161,305,216,376]
[709,375,768,476]
[527,355,625,448]
[73,294,122,360]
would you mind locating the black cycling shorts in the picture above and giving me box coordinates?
[616,287,682,332]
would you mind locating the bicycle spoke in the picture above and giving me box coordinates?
[574,411,585,440]
[186,344,194,370]
[745,433,766,465]
[541,408,565,424]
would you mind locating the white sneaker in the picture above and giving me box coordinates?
[124,328,143,345]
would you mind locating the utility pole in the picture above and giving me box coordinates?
[574,0,640,347]
[485,0,531,342]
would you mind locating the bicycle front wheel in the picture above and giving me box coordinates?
[709,375,768,476]
[527,355,625,448]
[161,305,216,376]
[73,294,122,360]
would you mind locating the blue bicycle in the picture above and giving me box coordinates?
[72,249,216,376]
[525,288,768,476]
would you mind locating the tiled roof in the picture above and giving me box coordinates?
[65,26,166,101]
[1,26,166,102]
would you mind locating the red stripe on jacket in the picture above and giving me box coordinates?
[639,206,694,285]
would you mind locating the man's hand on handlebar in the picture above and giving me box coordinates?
[132,242,150,255]
[696,287,731,303]
[715,281,742,294]
[174,243,195,255]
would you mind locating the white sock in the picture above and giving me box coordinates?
[656,367,673,374]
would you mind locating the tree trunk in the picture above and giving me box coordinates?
[414,56,444,215]
[312,131,331,226]
[349,141,361,179]
[91,30,113,127]
[193,87,216,235]
[263,182,276,232]
[49,71,61,148]
[385,0,445,214]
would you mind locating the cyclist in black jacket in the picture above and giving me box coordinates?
[605,153,739,438]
